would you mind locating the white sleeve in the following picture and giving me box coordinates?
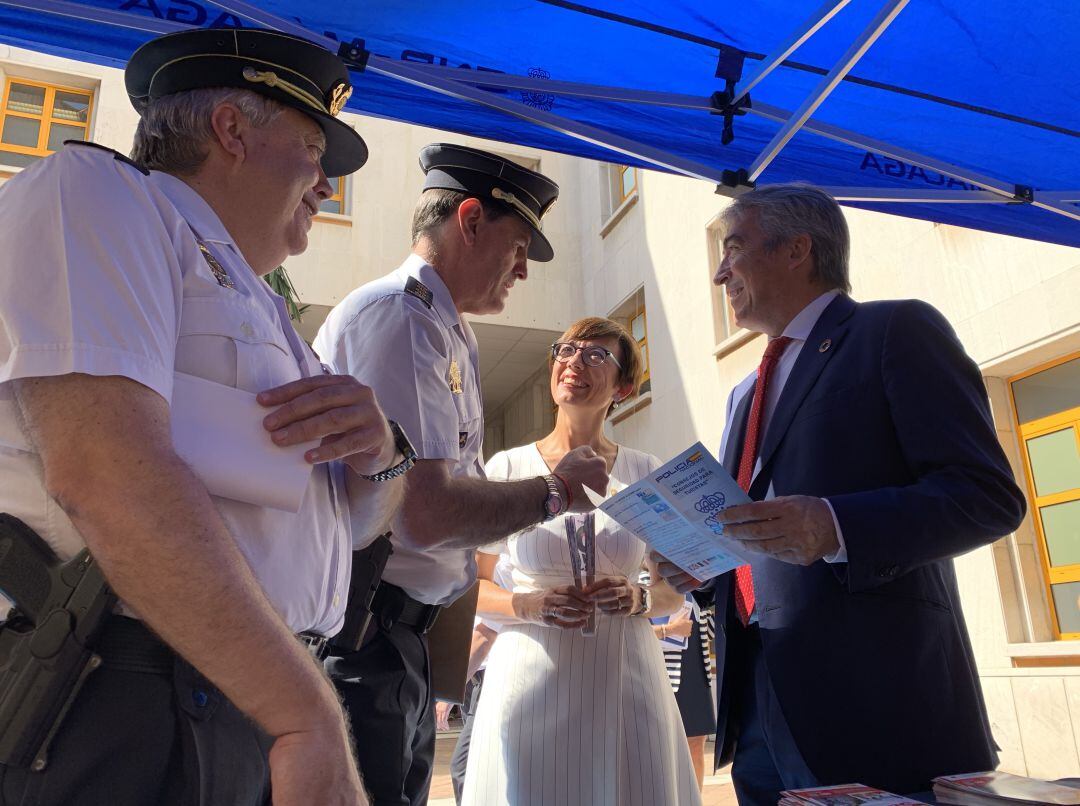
[0,146,182,401]
[336,294,460,461]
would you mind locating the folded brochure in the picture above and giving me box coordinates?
[585,442,752,580]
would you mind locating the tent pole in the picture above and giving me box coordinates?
[188,0,733,182]
[748,102,1080,223]
[376,65,714,111]
[823,189,1020,203]
[364,55,729,183]
[731,0,853,106]
[403,67,1080,217]
[747,0,909,183]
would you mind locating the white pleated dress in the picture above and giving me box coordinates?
[461,444,702,806]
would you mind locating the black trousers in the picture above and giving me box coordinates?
[327,622,434,806]
[0,618,272,806]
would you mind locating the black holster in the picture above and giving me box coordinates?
[0,514,116,770]
[333,532,393,652]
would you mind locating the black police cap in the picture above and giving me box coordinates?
[419,143,559,262]
[125,28,367,177]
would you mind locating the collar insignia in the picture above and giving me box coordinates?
[197,240,235,289]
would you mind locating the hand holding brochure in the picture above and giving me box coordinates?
[588,442,752,581]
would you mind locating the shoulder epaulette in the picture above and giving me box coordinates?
[404,276,434,309]
[65,140,150,175]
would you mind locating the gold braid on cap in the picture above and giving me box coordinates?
[491,187,543,230]
[242,66,328,115]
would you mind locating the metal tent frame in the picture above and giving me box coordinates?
[5,0,1079,225]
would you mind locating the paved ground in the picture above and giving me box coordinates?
[426,732,739,805]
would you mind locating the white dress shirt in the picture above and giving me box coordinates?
[0,143,352,635]
[719,290,848,563]
[314,254,483,606]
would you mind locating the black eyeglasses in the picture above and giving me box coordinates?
[551,342,622,369]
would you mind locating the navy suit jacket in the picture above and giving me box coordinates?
[713,295,1026,795]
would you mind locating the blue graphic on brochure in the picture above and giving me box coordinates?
[596,442,752,581]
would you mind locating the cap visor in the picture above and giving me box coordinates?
[528,228,554,262]
[314,111,368,177]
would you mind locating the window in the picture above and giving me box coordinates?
[318,174,349,216]
[0,78,92,168]
[609,288,651,417]
[599,163,639,233]
[706,214,739,344]
[616,165,636,203]
[1010,352,1080,640]
[630,305,650,395]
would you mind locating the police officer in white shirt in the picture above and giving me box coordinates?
[0,28,404,806]
[314,144,609,805]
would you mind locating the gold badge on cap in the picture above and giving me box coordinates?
[448,360,464,395]
[329,81,352,117]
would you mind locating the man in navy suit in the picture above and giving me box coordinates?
[655,184,1026,804]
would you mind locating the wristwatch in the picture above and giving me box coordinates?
[358,420,416,482]
[540,474,566,522]
[630,586,651,617]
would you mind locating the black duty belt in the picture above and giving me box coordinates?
[370,582,441,635]
[97,616,174,674]
[297,631,331,661]
[98,616,330,669]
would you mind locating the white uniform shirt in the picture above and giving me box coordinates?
[0,143,351,635]
[720,289,847,563]
[315,254,483,605]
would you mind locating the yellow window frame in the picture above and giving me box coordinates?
[316,174,348,218]
[630,302,649,387]
[616,165,637,203]
[0,77,93,163]
[1009,350,1080,641]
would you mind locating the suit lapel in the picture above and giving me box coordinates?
[753,295,857,488]
[723,382,755,477]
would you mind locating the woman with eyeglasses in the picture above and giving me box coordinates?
[461,317,700,806]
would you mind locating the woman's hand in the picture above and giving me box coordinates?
[582,576,643,617]
[434,701,452,732]
[663,606,694,639]
[512,585,592,629]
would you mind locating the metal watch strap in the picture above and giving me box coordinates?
[541,474,564,522]
[358,420,415,482]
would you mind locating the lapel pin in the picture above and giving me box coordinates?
[818,338,832,353]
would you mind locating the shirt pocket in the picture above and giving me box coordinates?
[451,385,483,456]
[176,297,300,394]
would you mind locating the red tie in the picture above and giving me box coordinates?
[733,336,792,625]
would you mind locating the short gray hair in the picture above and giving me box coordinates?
[130,87,284,175]
[410,188,512,246]
[721,183,851,293]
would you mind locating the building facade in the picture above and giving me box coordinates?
[3,44,1079,780]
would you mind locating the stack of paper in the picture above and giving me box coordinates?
[932,771,1080,805]
[780,783,923,804]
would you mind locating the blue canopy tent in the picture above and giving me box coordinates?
[0,0,1077,247]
